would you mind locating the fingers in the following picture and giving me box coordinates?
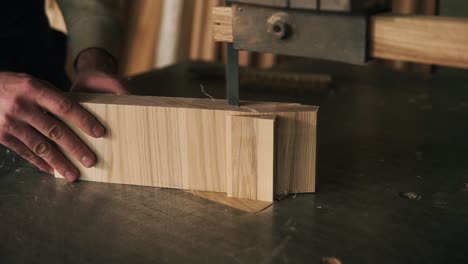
[32,83,105,138]
[71,73,130,95]
[1,135,52,174]
[9,122,80,182]
[17,106,97,168]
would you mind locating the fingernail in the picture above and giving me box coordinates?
[64,170,78,182]
[92,124,105,137]
[81,155,96,168]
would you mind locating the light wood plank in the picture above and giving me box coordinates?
[227,115,275,201]
[371,15,468,69]
[212,7,468,69]
[55,94,318,200]
[187,190,273,213]
[212,6,234,42]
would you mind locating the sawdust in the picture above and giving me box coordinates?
[199,83,258,113]
[200,84,215,101]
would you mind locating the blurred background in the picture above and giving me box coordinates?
[44,0,468,78]
[44,0,276,78]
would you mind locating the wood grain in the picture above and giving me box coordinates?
[275,111,317,194]
[187,191,273,213]
[212,7,468,69]
[371,15,468,69]
[213,6,234,42]
[55,94,318,200]
[227,115,275,201]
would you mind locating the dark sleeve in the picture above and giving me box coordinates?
[56,0,122,62]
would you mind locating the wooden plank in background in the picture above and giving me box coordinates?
[212,7,468,69]
[55,94,318,200]
[121,0,163,76]
[258,53,276,69]
[239,51,252,66]
[200,0,221,61]
[155,0,195,68]
[45,0,67,33]
[389,0,438,74]
[371,15,468,69]
[190,0,206,60]
[227,115,275,201]
[190,0,223,62]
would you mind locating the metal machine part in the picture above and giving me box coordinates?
[226,43,240,106]
[226,0,240,106]
[224,0,389,105]
[233,4,368,65]
[233,0,389,12]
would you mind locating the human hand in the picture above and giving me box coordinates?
[71,71,129,95]
[0,72,105,182]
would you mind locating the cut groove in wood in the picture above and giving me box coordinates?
[212,7,468,69]
[55,94,317,201]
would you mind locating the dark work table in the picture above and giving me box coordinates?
[1,60,467,263]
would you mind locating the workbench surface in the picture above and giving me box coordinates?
[1,61,467,263]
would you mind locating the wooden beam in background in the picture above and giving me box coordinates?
[121,0,163,76]
[388,0,439,74]
[155,0,195,68]
[371,15,468,69]
[55,94,317,201]
[212,7,468,69]
[190,0,222,61]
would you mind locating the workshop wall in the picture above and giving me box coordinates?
[45,0,276,77]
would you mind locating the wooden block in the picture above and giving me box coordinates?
[186,190,273,213]
[276,111,317,194]
[227,115,275,201]
[212,6,233,42]
[55,94,318,200]
[212,6,468,69]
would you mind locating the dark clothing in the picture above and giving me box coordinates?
[0,1,69,89]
